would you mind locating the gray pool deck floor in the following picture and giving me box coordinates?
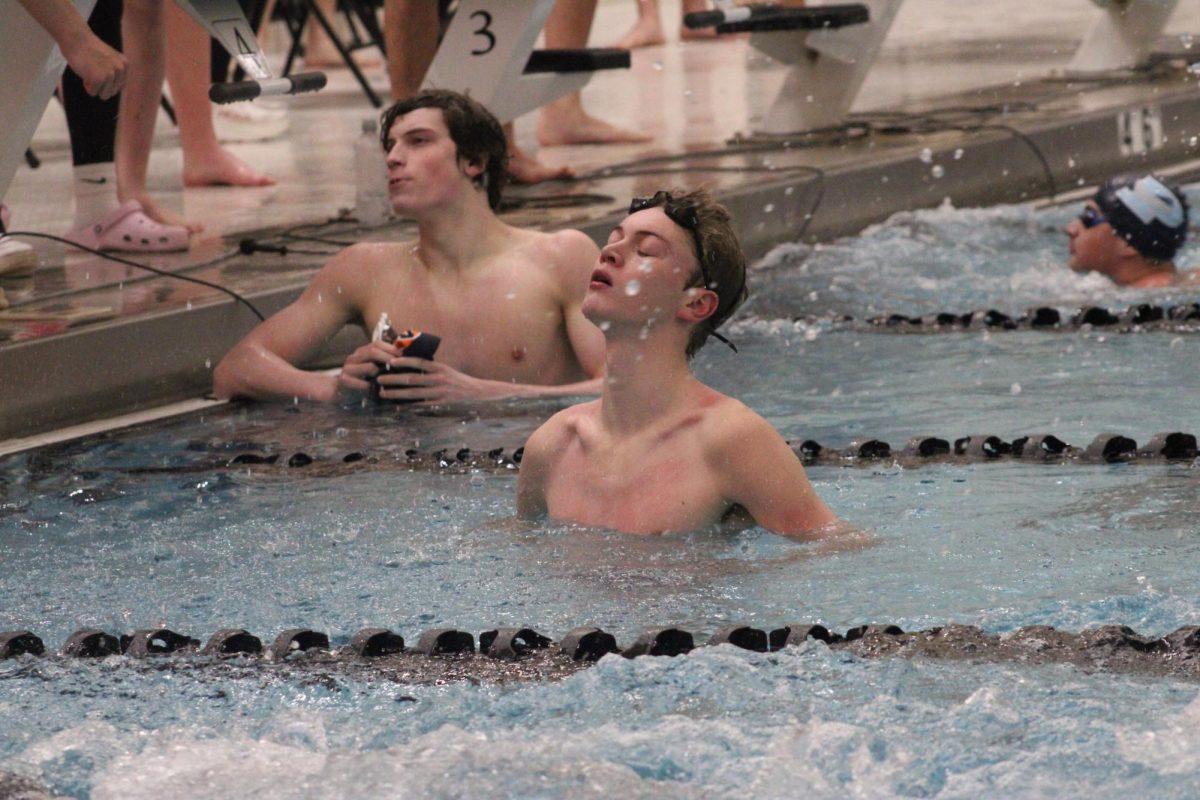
[2,0,1200,444]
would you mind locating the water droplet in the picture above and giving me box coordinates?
[880,175,889,184]
[204,358,211,369]
[505,291,517,300]
[953,148,964,160]
[335,427,349,438]
[624,279,641,296]
[805,95,814,103]
[807,291,819,302]
[1010,382,1022,395]
[1076,177,1086,186]
[638,325,651,340]
[803,327,819,342]
[1067,157,1076,168]
[784,186,794,196]
[652,60,664,71]
[918,148,934,164]
[598,321,611,332]
[763,203,775,213]
[1181,33,1194,50]
[683,89,693,98]
[186,301,193,310]
[316,292,323,303]
[931,165,945,179]
[638,259,653,274]
[1190,136,1198,147]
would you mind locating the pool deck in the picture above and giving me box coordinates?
[3,0,1200,442]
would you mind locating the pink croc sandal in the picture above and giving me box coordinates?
[66,200,190,253]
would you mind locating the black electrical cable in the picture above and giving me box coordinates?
[1,231,266,321]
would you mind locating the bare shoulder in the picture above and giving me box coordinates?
[523,400,597,465]
[697,390,787,459]
[314,240,407,282]
[517,228,599,279]
[535,399,598,443]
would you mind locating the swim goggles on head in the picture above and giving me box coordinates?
[629,192,710,287]
[628,191,740,353]
[1078,206,1107,229]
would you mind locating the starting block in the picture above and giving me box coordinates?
[421,0,630,125]
[1066,0,1181,73]
[174,0,327,103]
[685,2,903,135]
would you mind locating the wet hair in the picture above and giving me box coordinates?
[1093,174,1189,262]
[635,189,750,357]
[379,89,509,210]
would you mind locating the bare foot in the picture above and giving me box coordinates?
[611,16,667,49]
[507,144,574,184]
[538,98,653,146]
[183,148,276,188]
[129,194,203,234]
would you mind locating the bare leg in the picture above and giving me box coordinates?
[116,0,201,231]
[305,0,381,68]
[611,0,666,49]
[384,0,439,99]
[164,3,274,188]
[538,0,652,146]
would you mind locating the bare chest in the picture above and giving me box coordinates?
[543,432,728,534]
[363,266,579,383]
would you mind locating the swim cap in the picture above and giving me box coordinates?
[1092,175,1189,261]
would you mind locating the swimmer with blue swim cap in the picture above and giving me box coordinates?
[519,189,859,542]
[1065,174,1195,288]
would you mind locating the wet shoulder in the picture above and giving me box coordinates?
[511,228,599,284]
[321,240,415,280]
[694,390,780,458]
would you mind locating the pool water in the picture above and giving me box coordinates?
[1,197,1198,798]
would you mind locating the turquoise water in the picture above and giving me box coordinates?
[1,198,1198,798]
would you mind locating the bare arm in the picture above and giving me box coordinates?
[213,248,377,402]
[715,409,846,541]
[17,0,126,99]
[516,419,562,518]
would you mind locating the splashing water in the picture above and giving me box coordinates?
[624,279,642,297]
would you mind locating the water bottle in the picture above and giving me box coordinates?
[354,118,391,226]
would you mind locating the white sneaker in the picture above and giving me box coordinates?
[214,98,290,143]
[0,237,37,278]
[0,206,37,278]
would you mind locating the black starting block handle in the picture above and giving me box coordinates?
[684,4,869,33]
[209,71,327,104]
[524,48,631,75]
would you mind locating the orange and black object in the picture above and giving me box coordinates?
[370,328,441,403]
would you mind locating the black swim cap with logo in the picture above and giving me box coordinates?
[1092,175,1189,261]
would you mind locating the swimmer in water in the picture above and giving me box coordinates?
[214,90,605,404]
[1065,174,1197,288]
[518,189,849,539]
